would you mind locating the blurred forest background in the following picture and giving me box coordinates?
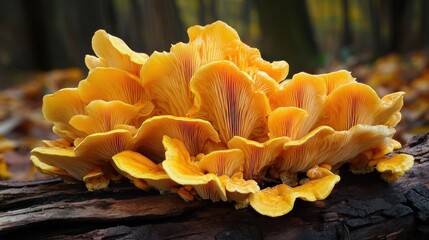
[1,0,428,78]
[0,0,428,180]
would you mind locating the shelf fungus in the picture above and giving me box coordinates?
[32,21,414,216]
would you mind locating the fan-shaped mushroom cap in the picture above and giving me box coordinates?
[276,125,395,173]
[369,154,414,182]
[162,136,230,201]
[223,40,289,83]
[82,167,110,191]
[219,172,260,208]
[74,129,135,160]
[42,88,86,140]
[140,21,287,116]
[78,68,152,112]
[32,129,135,187]
[187,20,240,62]
[249,174,340,217]
[253,71,280,97]
[69,100,145,135]
[268,107,309,140]
[324,83,404,130]
[189,21,288,82]
[30,155,69,177]
[227,136,290,179]
[192,177,228,202]
[269,72,327,137]
[316,70,356,95]
[85,30,149,76]
[197,149,244,177]
[140,42,201,116]
[189,61,270,142]
[31,146,99,180]
[134,115,220,163]
[162,136,215,185]
[112,150,176,191]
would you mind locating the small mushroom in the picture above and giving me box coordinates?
[42,88,86,140]
[249,174,340,217]
[85,30,149,76]
[31,146,99,181]
[219,172,260,209]
[78,68,153,112]
[69,100,144,135]
[112,150,177,192]
[316,70,356,95]
[197,149,244,177]
[83,167,110,191]
[369,153,414,182]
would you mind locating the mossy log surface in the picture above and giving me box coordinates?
[1,134,428,240]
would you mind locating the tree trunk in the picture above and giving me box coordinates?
[255,0,320,75]
[1,133,429,239]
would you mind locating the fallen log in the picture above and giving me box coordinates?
[1,134,428,240]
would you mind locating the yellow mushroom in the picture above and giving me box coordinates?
[249,174,340,217]
[85,29,149,76]
[134,115,220,163]
[189,61,270,142]
[227,136,290,179]
[112,150,177,192]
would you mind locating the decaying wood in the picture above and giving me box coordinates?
[1,134,429,240]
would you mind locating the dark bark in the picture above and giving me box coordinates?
[1,133,428,239]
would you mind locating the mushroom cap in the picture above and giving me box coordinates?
[134,115,220,163]
[140,42,201,116]
[220,172,260,194]
[74,129,135,160]
[112,150,170,180]
[276,125,395,173]
[30,155,69,177]
[85,29,149,76]
[31,146,99,180]
[82,167,110,191]
[370,154,414,182]
[192,177,228,202]
[69,100,145,135]
[112,150,176,191]
[315,70,356,95]
[197,149,244,177]
[42,88,86,140]
[189,60,270,142]
[269,72,327,137]
[323,83,404,130]
[249,174,340,217]
[227,136,290,179]
[162,136,214,185]
[267,107,309,140]
[253,71,280,97]
[78,68,152,108]
[189,21,288,82]
[220,172,260,208]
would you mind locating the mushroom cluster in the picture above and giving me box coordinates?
[31,21,414,217]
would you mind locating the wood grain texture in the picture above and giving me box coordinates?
[1,134,428,240]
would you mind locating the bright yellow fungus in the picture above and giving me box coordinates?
[32,21,414,217]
